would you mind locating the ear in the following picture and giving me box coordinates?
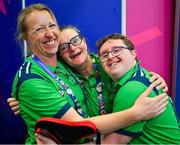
[131,50,137,59]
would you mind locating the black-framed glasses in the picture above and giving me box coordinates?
[59,35,83,53]
[99,46,128,63]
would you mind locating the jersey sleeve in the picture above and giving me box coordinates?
[15,77,71,119]
[113,81,156,137]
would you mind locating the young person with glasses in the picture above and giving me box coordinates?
[97,33,180,144]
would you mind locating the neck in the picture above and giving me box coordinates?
[112,61,137,82]
[75,56,93,78]
[37,54,57,67]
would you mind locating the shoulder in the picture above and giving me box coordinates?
[116,81,147,99]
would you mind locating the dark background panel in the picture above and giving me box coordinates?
[0,0,26,143]
[0,0,121,143]
[26,0,121,53]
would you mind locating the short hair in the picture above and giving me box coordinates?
[96,33,135,51]
[97,33,138,61]
[60,25,81,35]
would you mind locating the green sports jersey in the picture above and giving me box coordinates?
[113,63,180,144]
[60,54,113,117]
[12,56,88,144]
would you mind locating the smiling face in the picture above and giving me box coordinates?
[25,10,60,59]
[59,28,90,69]
[99,39,137,81]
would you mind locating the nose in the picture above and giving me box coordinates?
[69,44,76,51]
[108,52,114,59]
[45,28,54,38]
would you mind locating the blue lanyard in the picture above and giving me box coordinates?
[61,58,106,115]
[32,54,85,117]
[93,63,106,115]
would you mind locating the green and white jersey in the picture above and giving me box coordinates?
[12,56,88,144]
[61,54,113,117]
[113,63,180,144]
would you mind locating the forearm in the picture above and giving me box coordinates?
[102,132,132,144]
[85,108,137,134]
[61,106,138,134]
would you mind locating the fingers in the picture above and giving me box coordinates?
[9,100,19,107]
[155,93,168,107]
[162,86,168,93]
[149,72,168,93]
[142,93,168,120]
[149,74,162,88]
[149,71,158,82]
[7,97,20,115]
[156,107,166,116]
[7,97,19,107]
[156,83,168,92]
[148,93,168,119]
[11,104,19,115]
[36,133,43,145]
[12,106,20,115]
[7,97,16,104]
[140,83,155,98]
[14,110,20,116]
[153,93,168,103]
[36,133,57,145]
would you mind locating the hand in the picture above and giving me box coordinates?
[7,97,20,115]
[149,71,168,93]
[132,84,168,121]
[36,133,58,145]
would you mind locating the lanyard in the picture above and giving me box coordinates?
[32,54,85,117]
[93,63,106,115]
[61,63,89,110]
[61,58,106,115]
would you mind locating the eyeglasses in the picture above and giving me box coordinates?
[99,46,128,63]
[59,35,83,53]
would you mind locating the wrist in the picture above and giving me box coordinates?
[128,107,142,122]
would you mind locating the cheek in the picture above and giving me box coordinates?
[60,53,71,62]
[103,63,109,71]
[60,53,67,60]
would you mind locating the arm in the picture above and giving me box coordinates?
[7,72,168,116]
[9,82,167,134]
[61,84,167,134]
[101,81,164,144]
[35,84,168,144]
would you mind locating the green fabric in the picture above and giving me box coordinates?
[63,54,113,117]
[113,63,180,144]
[12,57,88,144]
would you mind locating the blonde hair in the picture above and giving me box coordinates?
[17,3,57,42]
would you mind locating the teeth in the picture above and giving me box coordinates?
[109,61,120,67]
[71,52,81,58]
[46,40,54,45]
[109,62,117,67]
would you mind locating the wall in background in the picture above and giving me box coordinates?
[26,0,121,53]
[172,0,180,120]
[0,0,26,143]
[126,0,175,95]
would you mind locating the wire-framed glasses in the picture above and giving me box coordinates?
[99,46,128,63]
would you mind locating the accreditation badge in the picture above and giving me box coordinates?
[66,88,73,95]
